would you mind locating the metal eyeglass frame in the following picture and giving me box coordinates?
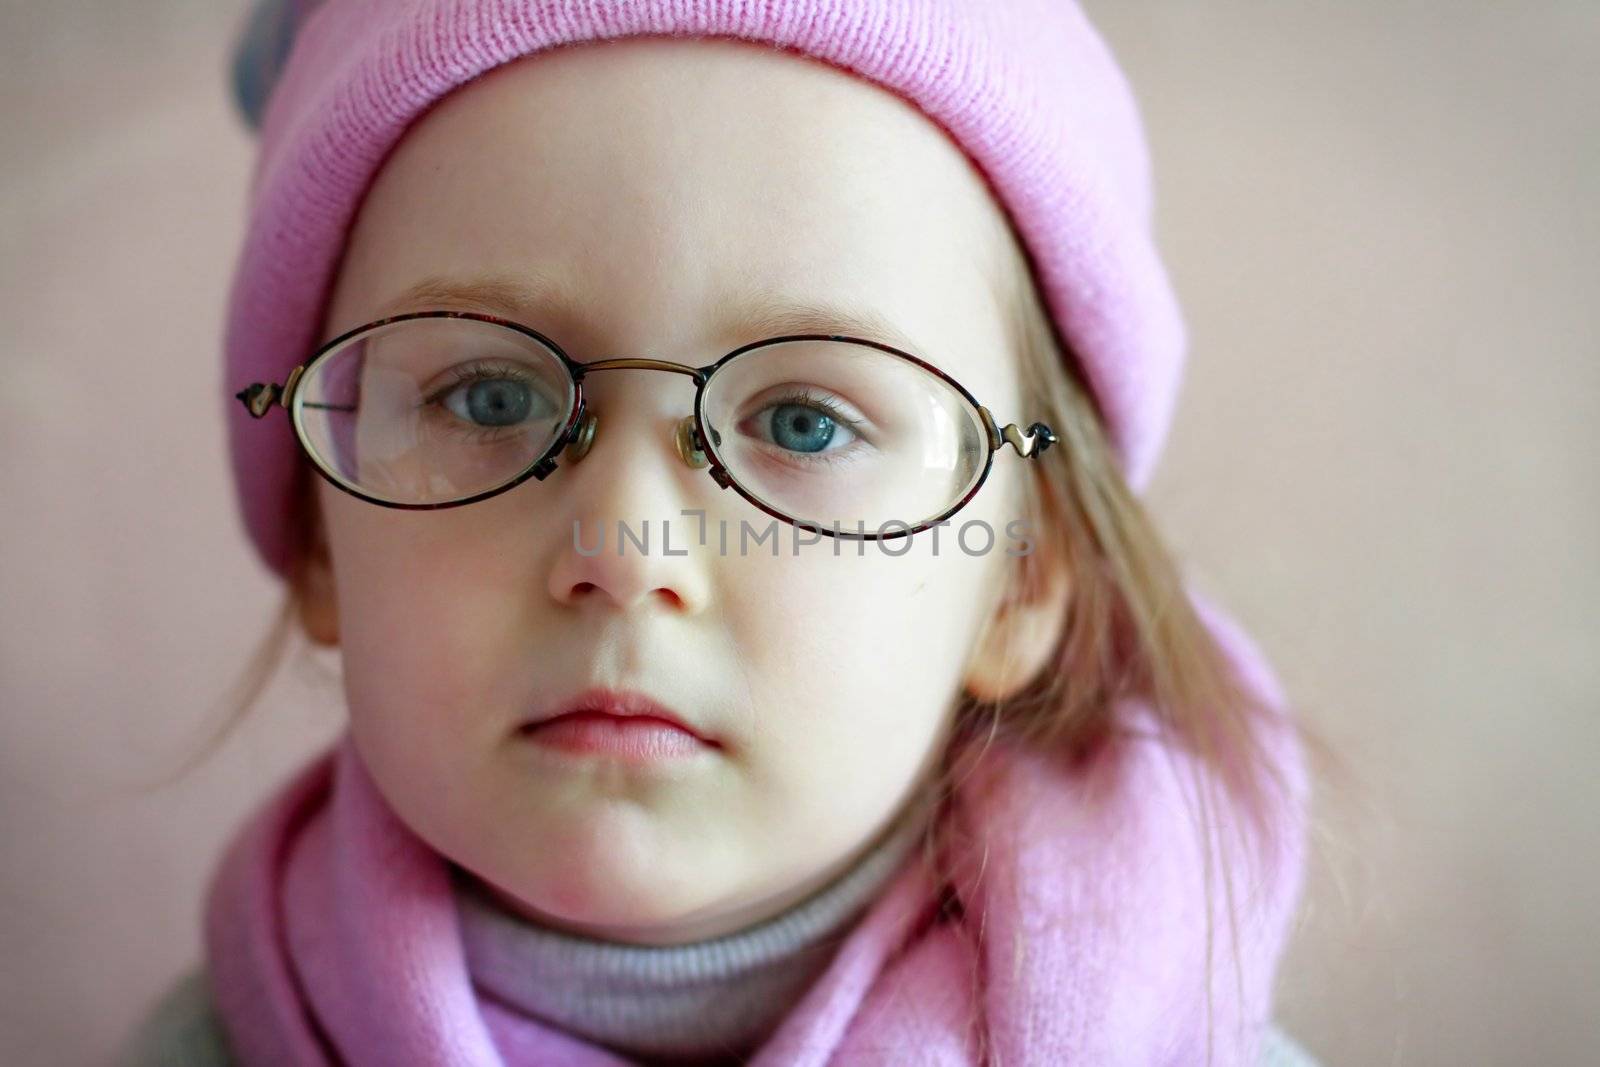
[236,309,1059,541]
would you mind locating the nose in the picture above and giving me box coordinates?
[544,378,714,614]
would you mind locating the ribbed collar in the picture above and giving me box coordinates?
[451,804,930,1064]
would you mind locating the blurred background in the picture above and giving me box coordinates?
[1,3,1595,1064]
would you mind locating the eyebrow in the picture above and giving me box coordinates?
[373,272,933,357]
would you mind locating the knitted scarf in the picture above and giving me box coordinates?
[201,594,1307,1066]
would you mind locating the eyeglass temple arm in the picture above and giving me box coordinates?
[979,407,1058,458]
[236,366,308,419]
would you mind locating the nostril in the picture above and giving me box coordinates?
[572,581,596,597]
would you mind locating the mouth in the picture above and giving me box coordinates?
[519,686,721,761]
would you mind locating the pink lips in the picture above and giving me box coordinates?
[519,686,717,764]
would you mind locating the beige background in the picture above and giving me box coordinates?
[2,3,1595,1064]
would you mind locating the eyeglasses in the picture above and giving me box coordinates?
[236,310,1057,540]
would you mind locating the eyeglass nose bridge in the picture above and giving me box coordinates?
[560,411,710,470]
[561,356,716,472]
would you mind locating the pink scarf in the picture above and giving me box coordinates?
[202,599,1307,1066]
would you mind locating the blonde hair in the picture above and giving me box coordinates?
[887,235,1323,1063]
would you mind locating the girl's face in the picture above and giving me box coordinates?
[308,36,1054,944]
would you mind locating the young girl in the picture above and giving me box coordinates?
[125,1,1315,1064]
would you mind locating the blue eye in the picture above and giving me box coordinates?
[768,403,838,453]
[436,365,559,429]
[449,378,533,427]
[750,390,861,456]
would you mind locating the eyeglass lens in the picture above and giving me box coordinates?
[294,316,989,529]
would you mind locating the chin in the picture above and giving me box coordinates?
[483,857,725,943]
[488,819,724,932]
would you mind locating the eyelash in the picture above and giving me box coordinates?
[751,386,870,465]
[422,361,545,444]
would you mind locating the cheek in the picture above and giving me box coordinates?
[721,539,997,766]
[329,509,537,753]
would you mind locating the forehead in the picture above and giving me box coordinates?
[329,36,1021,392]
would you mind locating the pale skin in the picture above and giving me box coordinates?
[297,36,1069,946]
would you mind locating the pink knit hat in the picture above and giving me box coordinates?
[225,0,1188,580]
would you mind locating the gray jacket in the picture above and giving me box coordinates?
[120,963,1322,1066]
